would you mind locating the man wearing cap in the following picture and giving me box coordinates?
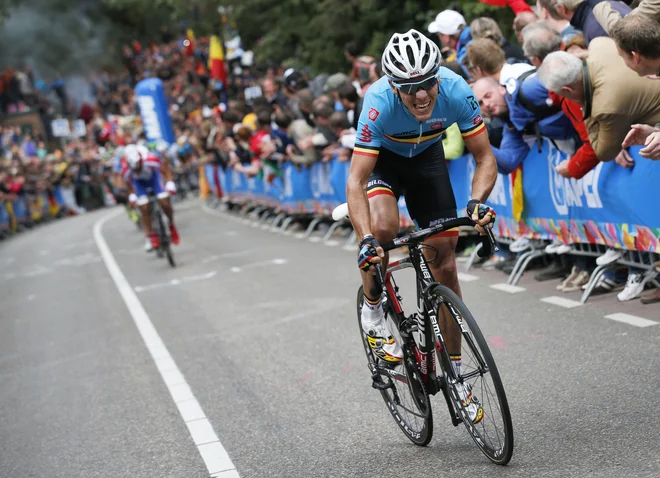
[428,9,473,63]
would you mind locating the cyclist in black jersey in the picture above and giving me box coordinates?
[346,29,498,423]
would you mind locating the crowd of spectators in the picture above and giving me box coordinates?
[1,0,658,304]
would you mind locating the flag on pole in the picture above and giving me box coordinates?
[185,29,195,56]
[208,35,228,86]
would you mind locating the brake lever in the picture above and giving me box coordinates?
[485,226,500,253]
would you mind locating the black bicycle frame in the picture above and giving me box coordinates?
[374,216,497,394]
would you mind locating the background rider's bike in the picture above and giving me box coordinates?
[336,203,514,465]
[127,204,141,230]
[147,192,175,268]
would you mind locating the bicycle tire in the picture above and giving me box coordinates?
[356,286,433,446]
[427,283,514,465]
[155,205,168,259]
[166,244,176,267]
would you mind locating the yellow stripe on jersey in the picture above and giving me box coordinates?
[354,146,379,157]
[461,122,486,139]
[384,130,444,144]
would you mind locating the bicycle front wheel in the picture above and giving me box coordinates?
[356,286,433,446]
[428,284,514,465]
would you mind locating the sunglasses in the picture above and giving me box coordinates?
[391,72,439,95]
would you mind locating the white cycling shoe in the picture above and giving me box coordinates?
[361,308,403,364]
[455,382,484,424]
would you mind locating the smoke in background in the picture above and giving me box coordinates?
[0,0,113,109]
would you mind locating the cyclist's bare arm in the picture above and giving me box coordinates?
[160,155,174,182]
[463,131,498,233]
[346,151,378,240]
[464,132,497,203]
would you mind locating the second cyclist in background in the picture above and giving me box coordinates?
[123,144,180,251]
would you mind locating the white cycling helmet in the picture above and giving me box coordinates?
[382,29,441,81]
[124,144,143,170]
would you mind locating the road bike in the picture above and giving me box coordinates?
[334,204,514,464]
[147,192,175,268]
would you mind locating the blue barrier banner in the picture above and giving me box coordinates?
[12,196,29,221]
[41,192,50,215]
[135,78,175,145]
[282,162,313,213]
[54,187,65,206]
[446,140,660,252]
[220,142,659,252]
[310,161,334,215]
[0,201,9,230]
[329,158,350,206]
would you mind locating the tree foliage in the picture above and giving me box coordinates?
[0,0,521,76]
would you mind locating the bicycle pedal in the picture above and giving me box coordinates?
[372,379,393,391]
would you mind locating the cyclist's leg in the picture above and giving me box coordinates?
[361,192,399,300]
[152,171,179,243]
[361,152,403,301]
[402,141,462,355]
[360,152,404,363]
[150,171,174,223]
[133,180,153,235]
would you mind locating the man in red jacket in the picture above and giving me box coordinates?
[522,21,599,178]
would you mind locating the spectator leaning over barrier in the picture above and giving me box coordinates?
[563,33,589,58]
[513,11,539,44]
[262,77,288,112]
[323,73,351,111]
[594,0,660,34]
[470,17,527,64]
[522,21,600,179]
[327,112,353,162]
[338,82,364,129]
[609,14,660,78]
[295,88,315,128]
[466,38,534,84]
[553,0,631,45]
[470,37,576,175]
[536,0,581,43]
[538,37,660,165]
[428,10,472,63]
[466,39,535,149]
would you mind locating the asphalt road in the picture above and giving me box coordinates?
[2,199,659,478]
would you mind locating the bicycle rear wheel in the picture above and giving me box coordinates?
[356,286,433,446]
[428,284,514,465]
[155,207,168,259]
[165,244,176,267]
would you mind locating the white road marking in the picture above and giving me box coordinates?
[605,313,659,328]
[202,250,251,264]
[230,258,287,273]
[225,231,238,236]
[540,296,582,309]
[308,236,322,243]
[490,283,526,293]
[134,271,217,292]
[93,209,239,478]
[23,265,53,277]
[325,240,340,247]
[457,272,479,282]
[295,233,306,239]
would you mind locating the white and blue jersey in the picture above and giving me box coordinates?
[353,67,486,159]
[121,152,166,199]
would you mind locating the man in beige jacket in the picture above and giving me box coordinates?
[537,37,660,164]
[594,0,660,33]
